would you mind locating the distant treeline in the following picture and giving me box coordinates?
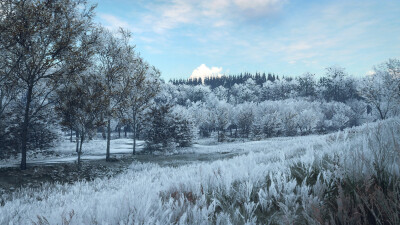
[170,72,281,89]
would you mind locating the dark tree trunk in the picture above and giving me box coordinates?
[20,84,33,170]
[75,131,79,153]
[118,125,121,138]
[78,133,83,165]
[377,107,385,120]
[70,128,73,142]
[132,108,137,155]
[133,125,137,155]
[102,127,106,139]
[106,119,111,161]
[78,135,83,165]
[124,126,127,138]
[0,92,3,116]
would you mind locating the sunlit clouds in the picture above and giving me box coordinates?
[94,0,400,79]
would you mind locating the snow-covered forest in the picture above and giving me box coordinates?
[1,0,400,224]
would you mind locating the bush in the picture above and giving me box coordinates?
[143,105,195,151]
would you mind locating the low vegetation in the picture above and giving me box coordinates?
[1,118,398,224]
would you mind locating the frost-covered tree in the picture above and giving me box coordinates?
[0,0,96,169]
[359,59,400,120]
[185,85,211,104]
[320,102,354,131]
[295,107,323,135]
[56,72,106,165]
[346,99,370,125]
[123,57,160,154]
[319,66,357,102]
[188,102,214,138]
[214,101,231,142]
[214,86,228,101]
[261,112,282,137]
[296,72,316,98]
[236,103,255,138]
[279,102,298,136]
[230,79,258,104]
[0,19,18,155]
[142,103,173,152]
[94,28,135,161]
[261,79,297,101]
[169,106,195,147]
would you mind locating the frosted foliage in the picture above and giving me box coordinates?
[185,97,359,140]
[359,59,400,119]
[1,118,399,224]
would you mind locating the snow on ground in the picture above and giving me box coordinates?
[0,138,144,168]
[0,135,315,168]
[53,138,144,155]
[1,118,399,224]
[184,135,322,155]
[0,134,326,224]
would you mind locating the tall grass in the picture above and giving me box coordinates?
[1,118,399,224]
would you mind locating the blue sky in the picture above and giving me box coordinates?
[91,0,400,80]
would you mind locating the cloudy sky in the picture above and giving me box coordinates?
[91,0,400,80]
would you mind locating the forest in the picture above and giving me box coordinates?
[1,0,400,224]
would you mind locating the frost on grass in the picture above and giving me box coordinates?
[1,118,399,224]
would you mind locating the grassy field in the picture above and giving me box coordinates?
[1,118,399,224]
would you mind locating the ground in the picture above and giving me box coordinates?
[0,135,311,204]
[0,119,398,224]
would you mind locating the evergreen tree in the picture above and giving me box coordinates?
[170,106,195,147]
[143,104,173,151]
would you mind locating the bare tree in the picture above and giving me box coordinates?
[94,28,134,161]
[56,71,106,165]
[124,58,160,154]
[0,0,96,169]
[0,0,19,151]
[359,59,400,120]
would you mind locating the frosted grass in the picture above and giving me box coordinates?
[1,118,399,224]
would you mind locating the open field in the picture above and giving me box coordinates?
[1,118,399,224]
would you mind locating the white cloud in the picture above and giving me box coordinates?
[366,70,375,76]
[189,64,223,82]
[95,0,397,78]
[213,20,229,27]
[233,0,287,15]
[150,1,195,33]
[284,42,312,52]
[140,0,287,33]
[99,13,142,33]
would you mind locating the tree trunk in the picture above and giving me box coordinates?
[132,108,137,155]
[377,107,385,120]
[124,126,127,138]
[78,134,83,165]
[0,91,3,116]
[20,84,33,170]
[102,127,106,139]
[75,131,79,153]
[106,119,111,161]
[77,138,82,166]
[70,128,73,142]
[118,125,121,138]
